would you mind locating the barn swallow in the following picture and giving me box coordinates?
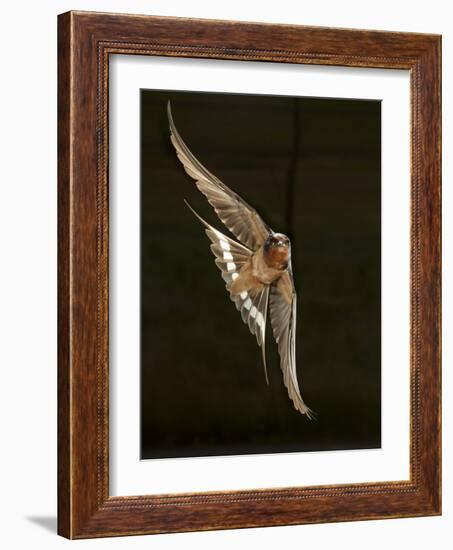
[168,102,314,418]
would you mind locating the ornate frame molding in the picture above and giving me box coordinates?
[58,11,441,538]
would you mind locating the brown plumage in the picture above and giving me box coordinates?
[168,102,314,418]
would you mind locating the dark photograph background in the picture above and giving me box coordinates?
[140,90,381,459]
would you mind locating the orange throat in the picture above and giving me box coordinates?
[264,246,289,270]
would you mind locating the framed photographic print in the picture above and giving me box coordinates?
[58,11,441,539]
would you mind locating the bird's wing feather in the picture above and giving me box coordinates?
[168,102,271,251]
[269,270,314,418]
[231,285,270,384]
[186,202,270,382]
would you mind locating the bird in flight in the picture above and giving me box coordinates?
[168,102,314,418]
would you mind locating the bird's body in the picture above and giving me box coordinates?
[168,103,314,419]
[229,236,291,298]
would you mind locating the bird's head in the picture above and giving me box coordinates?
[264,233,290,251]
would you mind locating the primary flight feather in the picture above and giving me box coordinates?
[168,102,314,418]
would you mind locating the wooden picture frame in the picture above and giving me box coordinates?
[58,10,441,539]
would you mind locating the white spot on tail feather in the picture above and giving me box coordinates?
[231,273,239,281]
[223,252,233,261]
[226,262,236,272]
[250,306,258,319]
[240,291,248,300]
[256,312,265,328]
[219,239,230,251]
[244,298,252,310]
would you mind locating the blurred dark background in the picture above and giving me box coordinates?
[140,90,381,459]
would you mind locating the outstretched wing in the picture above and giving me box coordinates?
[269,270,314,418]
[168,102,271,251]
[186,202,270,383]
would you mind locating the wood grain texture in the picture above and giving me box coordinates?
[57,11,71,538]
[57,10,441,539]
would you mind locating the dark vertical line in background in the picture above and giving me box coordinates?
[140,90,144,458]
[286,99,302,243]
[377,100,383,444]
